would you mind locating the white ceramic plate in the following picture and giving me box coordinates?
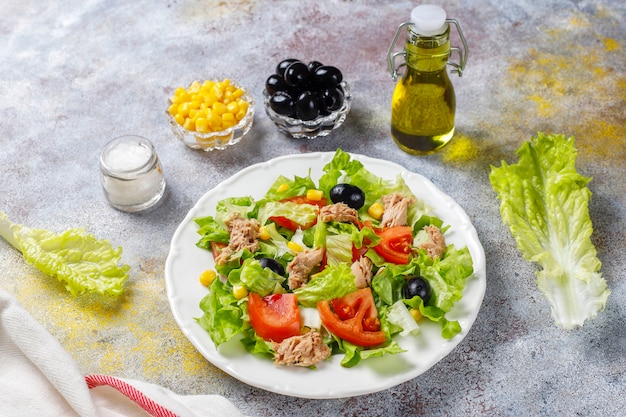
[165,151,486,399]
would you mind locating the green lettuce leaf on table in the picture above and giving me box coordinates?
[0,211,129,296]
[489,133,610,329]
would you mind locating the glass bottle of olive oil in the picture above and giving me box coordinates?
[387,5,468,154]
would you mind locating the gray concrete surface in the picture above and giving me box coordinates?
[1,0,624,415]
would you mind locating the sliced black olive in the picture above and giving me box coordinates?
[259,257,285,276]
[265,74,288,95]
[295,90,319,121]
[276,58,300,78]
[284,61,311,88]
[402,276,431,304]
[313,65,343,88]
[269,91,295,117]
[329,183,365,210]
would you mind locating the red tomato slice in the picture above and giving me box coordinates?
[373,226,413,264]
[248,293,301,342]
[210,241,226,259]
[269,195,327,231]
[317,288,387,347]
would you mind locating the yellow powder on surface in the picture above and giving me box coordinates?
[503,8,625,163]
[11,257,218,385]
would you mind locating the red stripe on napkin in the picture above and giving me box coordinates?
[85,374,179,417]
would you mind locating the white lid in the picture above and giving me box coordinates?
[410,4,447,36]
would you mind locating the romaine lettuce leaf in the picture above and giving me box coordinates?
[489,133,610,329]
[0,211,129,296]
[294,263,357,307]
[256,201,319,228]
[197,278,249,347]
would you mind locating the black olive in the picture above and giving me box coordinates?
[259,257,285,276]
[320,86,345,112]
[307,60,324,74]
[276,58,300,78]
[402,276,432,304]
[329,183,348,203]
[269,91,295,117]
[295,91,319,121]
[313,65,343,88]
[329,183,365,210]
[284,61,311,88]
[265,74,288,95]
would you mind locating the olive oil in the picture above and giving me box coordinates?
[387,5,467,154]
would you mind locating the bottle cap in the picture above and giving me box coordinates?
[410,4,447,36]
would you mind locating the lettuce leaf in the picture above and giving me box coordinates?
[197,278,249,347]
[489,133,610,329]
[0,211,129,296]
[293,262,357,307]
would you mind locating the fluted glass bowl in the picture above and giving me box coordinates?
[263,81,351,140]
[166,81,255,151]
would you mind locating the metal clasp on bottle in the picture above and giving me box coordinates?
[387,19,469,82]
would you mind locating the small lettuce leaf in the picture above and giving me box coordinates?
[197,278,249,347]
[489,133,610,329]
[0,211,129,296]
[294,263,357,307]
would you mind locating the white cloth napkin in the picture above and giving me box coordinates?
[0,288,246,417]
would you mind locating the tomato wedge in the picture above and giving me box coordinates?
[248,293,301,342]
[373,225,413,264]
[317,288,387,347]
[269,195,327,231]
[210,241,226,259]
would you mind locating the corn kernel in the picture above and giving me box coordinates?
[306,189,324,201]
[287,241,303,253]
[409,307,423,322]
[222,119,236,129]
[177,102,192,117]
[368,202,384,220]
[222,112,235,123]
[183,118,195,131]
[277,183,289,193]
[212,101,226,116]
[258,225,271,240]
[188,80,201,93]
[235,109,247,121]
[226,101,239,114]
[208,113,222,130]
[199,270,217,287]
[231,88,244,99]
[195,117,209,133]
[174,114,185,126]
[232,285,248,300]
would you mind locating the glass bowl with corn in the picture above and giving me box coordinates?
[166,79,254,151]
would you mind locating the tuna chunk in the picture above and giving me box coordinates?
[419,225,446,259]
[287,247,324,290]
[319,203,359,224]
[215,213,260,265]
[380,193,414,228]
[351,256,373,289]
[273,331,331,367]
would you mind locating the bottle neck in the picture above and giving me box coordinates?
[404,26,451,73]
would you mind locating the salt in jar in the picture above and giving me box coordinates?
[100,135,166,212]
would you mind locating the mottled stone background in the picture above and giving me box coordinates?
[1,0,624,416]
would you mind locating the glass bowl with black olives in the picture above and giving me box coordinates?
[263,58,352,139]
[166,79,255,151]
